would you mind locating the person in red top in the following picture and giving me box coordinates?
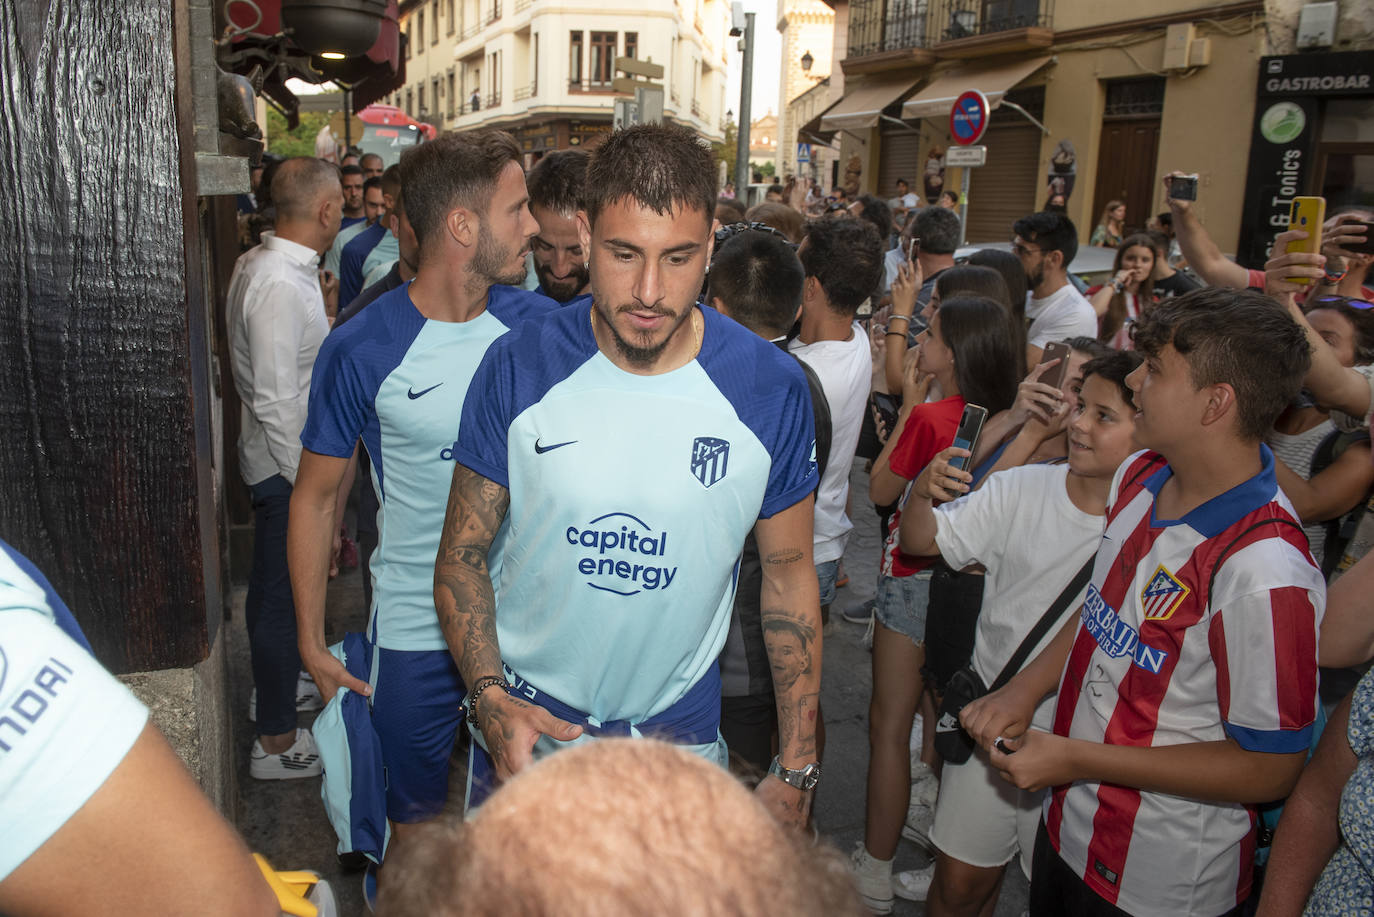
[850,291,1019,912]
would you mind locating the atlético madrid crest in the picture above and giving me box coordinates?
[691,436,730,488]
[1141,565,1190,621]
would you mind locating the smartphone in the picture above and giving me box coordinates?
[908,237,920,262]
[1167,173,1198,201]
[1346,219,1374,256]
[1287,196,1327,286]
[1039,341,1071,392]
[947,404,988,472]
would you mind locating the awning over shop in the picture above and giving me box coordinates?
[819,75,922,133]
[900,56,1052,121]
[799,99,843,145]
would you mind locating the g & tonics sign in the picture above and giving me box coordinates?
[1237,52,1374,268]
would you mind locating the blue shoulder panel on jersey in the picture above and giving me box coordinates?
[694,306,819,518]
[302,283,427,496]
[339,223,387,305]
[454,300,600,488]
[0,539,91,651]
[483,284,559,327]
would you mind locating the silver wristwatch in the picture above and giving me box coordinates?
[768,756,822,791]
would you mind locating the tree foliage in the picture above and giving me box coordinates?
[711,120,737,188]
[265,109,335,158]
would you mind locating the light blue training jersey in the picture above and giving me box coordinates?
[302,282,557,650]
[455,302,818,724]
[0,541,148,881]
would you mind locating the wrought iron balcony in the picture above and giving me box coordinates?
[846,0,1051,58]
[514,83,535,101]
[930,0,1051,42]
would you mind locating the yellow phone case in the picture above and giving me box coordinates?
[1287,196,1327,286]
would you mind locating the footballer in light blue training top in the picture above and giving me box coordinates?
[436,124,825,826]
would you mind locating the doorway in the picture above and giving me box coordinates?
[1090,78,1164,239]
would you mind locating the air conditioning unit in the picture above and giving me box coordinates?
[1162,23,1195,71]
[1297,2,1338,50]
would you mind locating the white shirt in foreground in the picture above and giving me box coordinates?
[1025,282,1096,350]
[790,323,873,563]
[934,463,1103,729]
[226,232,330,486]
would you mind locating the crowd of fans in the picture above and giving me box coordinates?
[3,123,1374,917]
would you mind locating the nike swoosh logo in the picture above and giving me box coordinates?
[534,439,577,454]
[407,383,443,400]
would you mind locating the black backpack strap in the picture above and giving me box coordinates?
[988,553,1096,693]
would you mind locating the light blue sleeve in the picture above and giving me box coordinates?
[0,610,148,880]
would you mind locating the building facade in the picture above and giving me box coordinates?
[392,0,730,154]
[812,0,1373,254]
[775,0,837,179]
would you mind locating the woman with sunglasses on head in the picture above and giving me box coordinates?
[1090,233,1157,349]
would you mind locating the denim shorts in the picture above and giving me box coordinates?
[875,570,934,645]
[815,559,840,606]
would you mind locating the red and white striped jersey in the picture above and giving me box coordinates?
[1044,449,1324,916]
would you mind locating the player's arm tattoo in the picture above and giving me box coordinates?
[434,463,510,686]
[762,608,820,761]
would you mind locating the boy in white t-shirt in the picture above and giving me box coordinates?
[896,351,1142,914]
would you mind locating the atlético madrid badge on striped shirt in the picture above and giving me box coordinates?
[1141,565,1190,621]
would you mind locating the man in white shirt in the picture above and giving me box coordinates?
[793,217,886,622]
[226,156,342,780]
[1012,211,1097,365]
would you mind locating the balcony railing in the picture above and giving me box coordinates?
[484,1,501,24]
[485,90,502,108]
[461,22,480,39]
[930,0,1051,41]
[514,83,535,101]
[847,0,1050,57]
[515,0,531,10]
[568,79,616,92]
[690,99,704,118]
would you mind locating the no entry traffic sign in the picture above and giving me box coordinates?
[950,90,990,146]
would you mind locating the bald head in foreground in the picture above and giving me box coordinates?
[378,739,864,916]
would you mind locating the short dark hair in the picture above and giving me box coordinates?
[768,183,785,196]
[716,197,748,223]
[965,248,1028,315]
[1130,288,1311,441]
[363,176,382,195]
[708,231,805,337]
[799,218,884,316]
[1155,211,1173,229]
[934,265,1010,311]
[584,124,716,227]
[896,178,909,187]
[1064,336,1113,360]
[341,164,363,178]
[939,190,959,206]
[527,150,590,217]
[399,130,522,247]
[360,152,383,168]
[1144,230,1171,258]
[854,194,893,241]
[913,206,961,255]
[1013,211,1078,266]
[1080,350,1143,407]
[936,295,1020,415]
[381,164,402,201]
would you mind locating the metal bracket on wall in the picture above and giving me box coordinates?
[880,115,920,132]
[1000,100,1050,136]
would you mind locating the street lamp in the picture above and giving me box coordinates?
[800,50,813,72]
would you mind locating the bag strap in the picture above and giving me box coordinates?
[987,552,1095,693]
[982,454,1164,693]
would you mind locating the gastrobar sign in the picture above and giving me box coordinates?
[1236,51,1374,269]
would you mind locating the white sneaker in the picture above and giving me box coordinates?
[901,764,939,851]
[892,863,935,901]
[250,728,323,780]
[849,843,894,915]
[249,672,325,720]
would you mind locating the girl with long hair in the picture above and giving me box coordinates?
[1092,233,1156,349]
[851,295,1019,913]
[1090,199,1126,248]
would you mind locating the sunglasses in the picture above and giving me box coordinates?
[1310,295,1374,310]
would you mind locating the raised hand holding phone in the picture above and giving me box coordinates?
[947,403,988,472]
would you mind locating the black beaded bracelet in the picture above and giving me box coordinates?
[466,675,510,727]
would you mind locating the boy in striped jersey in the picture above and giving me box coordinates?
[961,289,1325,917]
